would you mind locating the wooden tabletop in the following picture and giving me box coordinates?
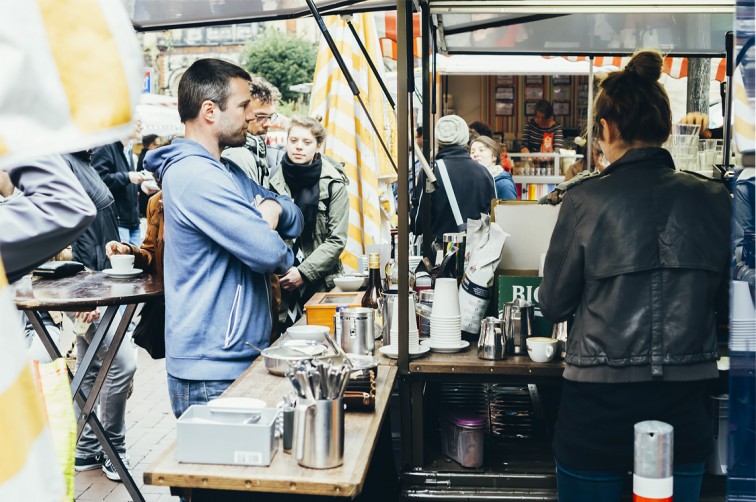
[405,344,565,377]
[12,271,164,311]
[143,359,398,498]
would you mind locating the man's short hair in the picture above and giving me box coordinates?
[178,59,251,123]
[249,76,281,106]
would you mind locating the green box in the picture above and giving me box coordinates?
[497,274,553,338]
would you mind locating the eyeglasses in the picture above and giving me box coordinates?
[254,113,278,124]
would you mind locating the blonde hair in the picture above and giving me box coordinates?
[288,115,327,145]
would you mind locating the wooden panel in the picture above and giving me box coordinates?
[143,362,398,498]
[408,348,564,377]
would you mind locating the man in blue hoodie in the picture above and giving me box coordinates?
[144,58,303,418]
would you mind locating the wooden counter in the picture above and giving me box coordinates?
[408,346,564,377]
[144,356,398,498]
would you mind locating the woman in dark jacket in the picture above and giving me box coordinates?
[538,50,731,501]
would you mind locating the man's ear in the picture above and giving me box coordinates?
[199,100,217,123]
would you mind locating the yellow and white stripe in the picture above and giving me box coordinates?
[311,14,398,272]
[0,259,65,501]
[0,0,143,171]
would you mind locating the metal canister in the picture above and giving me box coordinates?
[418,289,434,338]
[333,305,349,345]
[443,232,466,282]
[339,307,375,355]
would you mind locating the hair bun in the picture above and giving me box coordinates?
[624,50,663,82]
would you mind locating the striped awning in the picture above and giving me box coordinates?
[311,14,398,272]
[374,11,423,61]
[551,56,728,81]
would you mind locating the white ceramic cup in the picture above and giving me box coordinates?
[526,337,558,363]
[110,254,135,273]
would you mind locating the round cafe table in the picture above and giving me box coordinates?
[13,270,163,502]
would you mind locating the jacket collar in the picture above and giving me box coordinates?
[436,145,470,159]
[602,147,675,176]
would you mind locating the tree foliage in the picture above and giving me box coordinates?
[242,29,317,103]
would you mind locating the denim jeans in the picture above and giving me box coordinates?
[74,309,137,459]
[166,374,234,419]
[118,226,142,247]
[556,460,705,502]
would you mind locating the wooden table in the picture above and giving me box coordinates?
[144,353,398,499]
[13,271,164,502]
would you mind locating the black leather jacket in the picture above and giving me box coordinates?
[539,148,731,383]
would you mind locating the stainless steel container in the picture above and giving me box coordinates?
[551,321,569,359]
[381,291,398,346]
[478,316,506,360]
[418,289,434,337]
[500,299,534,354]
[294,398,344,469]
[338,307,375,355]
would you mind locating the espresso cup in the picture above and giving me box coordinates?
[110,254,135,273]
[526,337,557,363]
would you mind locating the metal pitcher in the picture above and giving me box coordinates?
[500,299,534,354]
[293,398,344,469]
[477,316,506,360]
[551,321,569,359]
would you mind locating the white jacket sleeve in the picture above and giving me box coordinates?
[1,155,96,282]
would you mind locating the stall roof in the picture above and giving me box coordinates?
[431,0,735,56]
[127,0,393,31]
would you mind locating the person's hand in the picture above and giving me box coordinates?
[256,196,282,230]
[0,171,14,197]
[105,241,131,257]
[680,112,712,139]
[128,171,146,184]
[76,309,100,323]
[140,181,159,195]
[279,267,304,291]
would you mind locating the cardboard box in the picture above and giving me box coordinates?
[497,272,553,338]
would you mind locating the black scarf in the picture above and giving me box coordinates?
[281,153,322,238]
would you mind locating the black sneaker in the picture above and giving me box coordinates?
[102,454,130,482]
[74,453,102,472]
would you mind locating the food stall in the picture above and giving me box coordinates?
[128,0,751,500]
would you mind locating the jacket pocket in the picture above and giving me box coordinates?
[224,284,242,349]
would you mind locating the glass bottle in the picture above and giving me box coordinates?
[362,252,383,317]
[385,229,399,290]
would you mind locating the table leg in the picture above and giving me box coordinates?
[25,309,65,364]
[70,306,119,398]
[411,378,425,468]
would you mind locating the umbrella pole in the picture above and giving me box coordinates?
[305,0,398,174]
[343,16,396,111]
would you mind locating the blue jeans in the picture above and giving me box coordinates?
[118,226,142,247]
[166,374,234,419]
[556,460,705,502]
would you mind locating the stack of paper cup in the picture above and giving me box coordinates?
[730,280,756,352]
[429,278,463,347]
[388,293,421,353]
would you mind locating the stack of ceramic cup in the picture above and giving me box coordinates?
[427,278,464,348]
[730,280,756,352]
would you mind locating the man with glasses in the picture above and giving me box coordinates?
[223,75,281,189]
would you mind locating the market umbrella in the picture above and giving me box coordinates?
[310,13,398,273]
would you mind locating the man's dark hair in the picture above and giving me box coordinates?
[178,59,251,123]
[469,121,493,138]
[533,100,554,119]
[249,76,281,106]
[416,126,423,137]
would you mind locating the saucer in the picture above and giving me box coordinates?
[379,345,430,359]
[421,339,469,353]
[103,268,143,278]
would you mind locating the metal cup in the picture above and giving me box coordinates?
[500,299,534,354]
[477,316,505,360]
[293,398,344,469]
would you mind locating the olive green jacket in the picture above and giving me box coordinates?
[269,155,349,290]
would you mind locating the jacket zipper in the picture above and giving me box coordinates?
[224,284,242,349]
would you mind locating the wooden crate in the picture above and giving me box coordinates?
[304,291,365,333]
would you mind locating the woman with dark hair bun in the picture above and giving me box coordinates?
[539,50,731,501]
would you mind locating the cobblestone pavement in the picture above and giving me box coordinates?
[74,348,179,502]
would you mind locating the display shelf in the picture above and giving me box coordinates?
[512,176,564,184]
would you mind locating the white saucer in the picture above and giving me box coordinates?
[103,268,143,278]
[421,339,470,353]
[207,397,266,412]
[379,345,430,359]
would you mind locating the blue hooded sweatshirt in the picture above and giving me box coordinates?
[145,139,303,381]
